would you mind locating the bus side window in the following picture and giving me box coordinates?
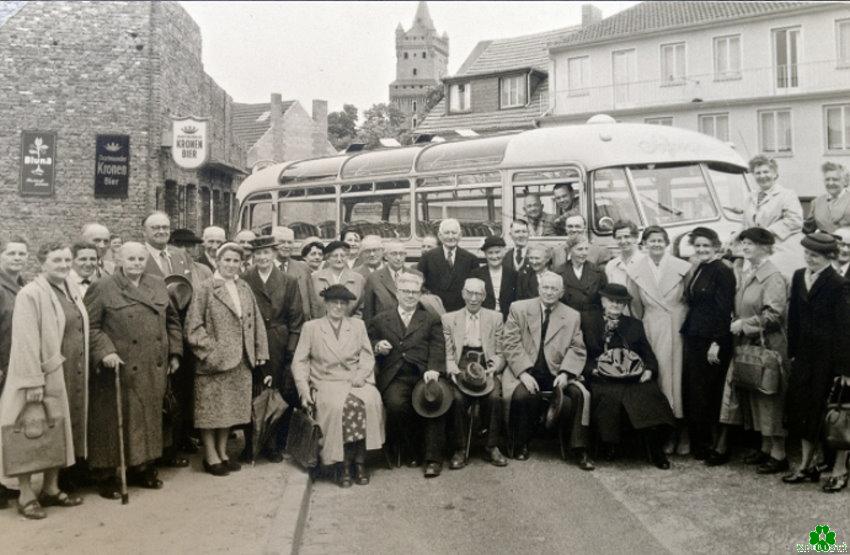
[341,181,412,239]
[416,184,502,238]
[277,195,337,240]
[242,195,273,236]
[513,185,561,236]
[591,168,642,233]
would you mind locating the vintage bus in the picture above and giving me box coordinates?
[235,118,752,259]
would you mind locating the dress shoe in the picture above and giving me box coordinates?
[203,460,230,477]
[222,459,241,472]
[782,466,822,483]
[515,445,530,461]
[354,464,370,486]
[577,450,595,471]
[238,448,254,464]
[651,451,671,470]
[423,462,442,478]
[449,451,466,470]
[691,446,709,461]
[704,450,730,467]
[405,457,420,468]
[129,468,163,489]
[484,447,508,467]
[822,473,848,493]
[99,477,123,499]
[743,450,770,465]
[160,456,190,468]
[757,457,789,474]
[180,439,200,454]
[39,490,83,508]
[337,464,353,488]
[267,450,285,463]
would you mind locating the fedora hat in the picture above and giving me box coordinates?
[544,386,564,430]
[164,274,194,312]
[453,359,495,397]
[412,379,454,418]
[247,235,282,251]
[599,283,632,303]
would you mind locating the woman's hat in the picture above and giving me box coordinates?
[247,235,282,251]
[323,240,350,256]
[168,228,203,245]
[301,240,324,258]
[453,360,495,397]
[801,231,839,257]
[320,284,356,302]
[412,379,454,418]
[599,283,632,303]
[688,226,719,244]
[164,274,194,312]
[480,236,506,252]
[738,227,775,246]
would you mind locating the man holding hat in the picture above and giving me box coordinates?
[502,271,593,469]
[442,278,508,468]
[367,271,451,478]
[471,236,517,321]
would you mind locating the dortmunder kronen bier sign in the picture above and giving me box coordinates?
[171,116,209,170]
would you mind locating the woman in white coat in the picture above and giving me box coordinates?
[626,226,691,454]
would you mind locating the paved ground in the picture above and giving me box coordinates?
[300,442,850,554]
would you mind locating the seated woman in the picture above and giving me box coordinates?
[292,285,384,488]
[584,284,675,469]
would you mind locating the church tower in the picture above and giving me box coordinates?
[389,1,448,129]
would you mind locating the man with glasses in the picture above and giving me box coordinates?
[82,222,116,278]
[834,226,850,279]
[141,212,195,280]
[551,215,611,270]
[367,270,450,478]
[362,240,408,321]
[418,218,479,313]
[503,219,531,273]
[605,220,644,285]
[442,278,508,469]
[502,271,593,470]
[354,235,385,279]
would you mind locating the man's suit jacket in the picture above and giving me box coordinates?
[515,267,540,301]
[441,307,505,375]
[366,306,445,393]
[362,265,400,322]
[503,246,529,273]
[354,263,381,281]
[417,246,479,313]
[558,262,607,314]
[277,258,317,322]
[143,244,195,281]
[471,265,516,321]
[197,252,216,272]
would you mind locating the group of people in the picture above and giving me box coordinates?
[0,154,848,520]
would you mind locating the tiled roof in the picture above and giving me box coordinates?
[416,81,548,134]
[232,101,293,147]
[458,25,580,76]
[0,1,27,29]
[550,1,813,49]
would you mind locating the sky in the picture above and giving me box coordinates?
[179,1,639,114]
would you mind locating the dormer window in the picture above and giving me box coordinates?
[500,75,527,108]
[449,83,471,113]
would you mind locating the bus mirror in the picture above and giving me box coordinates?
[597,216,614,232]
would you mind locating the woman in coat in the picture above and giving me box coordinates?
[86,242,183,498]
[742,155,805,280]
[626,226,691,454]
[680,227,735,460]
[584,284,674,469]
[805,162,850,234]
[292,284,384,487]
[710,228,789,471]
[311,241,365,318]
[0,242,88,519]
[186,242,268,477]
[783,232,850,484]
[559,234,607,326]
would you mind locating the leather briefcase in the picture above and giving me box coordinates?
[731,322,782,396]
[824,379,850,450]
[2,399,67,477]
[285,406,323,469]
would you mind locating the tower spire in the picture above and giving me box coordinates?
[412,1,435,31]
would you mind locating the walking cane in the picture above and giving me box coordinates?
[114,362,129,505]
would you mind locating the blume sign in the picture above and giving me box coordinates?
[94,134,130,198]
[171,116,209,170]
[20,130,56,196]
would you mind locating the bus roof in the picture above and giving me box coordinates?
[237,121,747,202]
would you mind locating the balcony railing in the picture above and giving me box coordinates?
[552,58,849,116]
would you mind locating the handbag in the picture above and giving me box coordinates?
[285,405,323,469]
[592,348,645,380]
[731,315,782,395]
[824,378,850,450]
[2,399,67,477]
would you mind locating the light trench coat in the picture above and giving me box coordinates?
[291,317,384,464]
[742,184,805,280]
[626,254,691,418]
[0,276,89,477]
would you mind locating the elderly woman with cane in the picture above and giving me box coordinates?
[0,242,88,519]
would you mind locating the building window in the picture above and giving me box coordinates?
[838,19,850,67]
[699,113,730,141]
[645,117,673,126]
[412,100,417,112]
[773,27,800,89]
[412,68,417,76]
[825,104,850,151]
[713,35,741,79]
[422,51,427,59]
[660,42,686,84]
[500,75,526,108]
[567,56,590,95]
[404,52,408,59]
[612,49,636,106]
[759,109,793,153]
[449,83,471,112]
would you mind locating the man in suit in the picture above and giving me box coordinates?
[367,271,449,478]
[362,240,407,321]
[471,236,516,321]
[834,226,850,279]
[354,235,384,279]
[82,222,116,278]
[417,218,479,313]
[198,226,226,271]
[551,215,611,270]
[68,242,99,298]
[442,278,508,469]
[272,226,316,322]
[515,243,551,301]
[141,212,195,281]
[501,271,593,470]
[234,230,257,273]
[503,219,531,274]
[524,193,556,237]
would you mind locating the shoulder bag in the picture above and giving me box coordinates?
[731,315,782,395]
[824,378,850,450]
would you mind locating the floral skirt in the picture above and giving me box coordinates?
[342,394,366,444]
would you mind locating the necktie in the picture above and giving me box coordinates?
[160,250,173,275]
[447,249,454,269]
[515,247,522,266]
[401,311,412,328]
[757,191,767,205]
[541,307,552,342]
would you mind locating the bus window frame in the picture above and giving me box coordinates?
[508,165,586,237]
[240,192,276,234]
[588,167,644,235]
[623,163,723,229]
[339,179,414,239]
[413,179,504,239]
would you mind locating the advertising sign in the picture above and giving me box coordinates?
[171,116,209,170]
[94,134,130,198]
[20,130,56,196]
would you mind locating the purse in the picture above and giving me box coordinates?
[731,316,782,395]
[285,405,323,469]
[824,378,850,450]
[2,399,67,477]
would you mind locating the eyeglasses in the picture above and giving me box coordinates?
[398,288,421,296]
[463,290,485,298]
[539,285,561,292]
[147,225,170,231]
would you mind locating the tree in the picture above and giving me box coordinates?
[356,103,410,148]
[327,104,358,150]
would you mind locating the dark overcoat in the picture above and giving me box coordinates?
[558,262,607,323]
[471,265,517,321]
[514,266,539,301]
[417,246,479,313]
[785,266,850,441]
[85,271,183,468]
[362,265,399,322]
[583,313,674,443]
[0,270,23,389]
